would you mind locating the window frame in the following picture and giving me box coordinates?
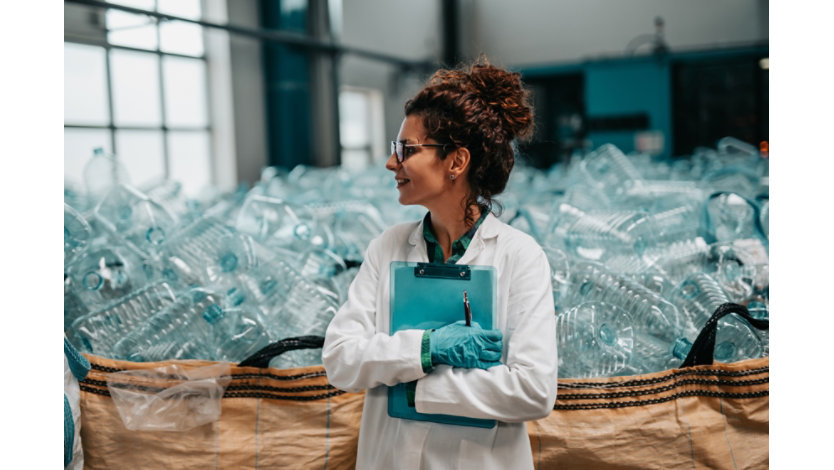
[64,1,214,192]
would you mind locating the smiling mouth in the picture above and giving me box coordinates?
[396,178,410,187]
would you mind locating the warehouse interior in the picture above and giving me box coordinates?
[61,0,770,196]
[4,0,828,466]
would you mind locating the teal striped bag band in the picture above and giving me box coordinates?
[64,337,90,381]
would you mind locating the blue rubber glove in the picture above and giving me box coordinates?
[429,320,503,369]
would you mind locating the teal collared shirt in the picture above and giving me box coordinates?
[422,209,489,264]
[408,209,491,407]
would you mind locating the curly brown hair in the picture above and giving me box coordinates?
[404,59,534,227]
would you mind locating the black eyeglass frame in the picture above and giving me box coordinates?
[390,140,453,163]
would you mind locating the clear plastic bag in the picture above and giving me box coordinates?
[106,363,231,432]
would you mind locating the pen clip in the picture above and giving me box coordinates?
[463,290,471,327]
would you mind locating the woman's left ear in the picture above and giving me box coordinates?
[448,147,470,180]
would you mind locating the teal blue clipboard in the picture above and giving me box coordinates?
[388,261,497,428]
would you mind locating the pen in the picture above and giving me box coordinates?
[463,290,471,327]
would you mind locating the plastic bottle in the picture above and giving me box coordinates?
[66,245,149,307]
[543,246,570,313]
[160,216,256,286]
[624,333,690,375]
[297,247,350,304]
[64,203,92,263]
[617,180,707,216]
[64,273,89,335]
[710,240,768,303]
[328,202,386,262]
[93,184,176,256]
[669,273,763,362]
[547,203,655,261]
[638,237,713,290]
[556,302,634,378]
[112,288,271,362]
[747,299,769,357]
[139,178,201,225]
[235,257,339,342]
[83,147,131,203]
[758,198,769,240]
[717,136,759,158]
[69,281,178,357]
[235,194,332,260]
[575,144,644,196]
[701,192,764,244]
[328,264,361,306]
[567,262,691,362]
[639,202,703,249]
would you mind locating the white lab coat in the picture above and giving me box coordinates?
[322,213,558,470]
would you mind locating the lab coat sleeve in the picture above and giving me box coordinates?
[414,242,558,422]
[322,236,425,393]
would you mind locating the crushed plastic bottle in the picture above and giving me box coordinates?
[112,288,271,362]
[556,302,634,378]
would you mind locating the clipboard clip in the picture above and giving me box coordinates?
[414,263,471,280]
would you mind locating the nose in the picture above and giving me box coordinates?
[385,150,400,172]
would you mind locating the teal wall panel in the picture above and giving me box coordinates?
[261,0,313,169]
[585,57,671,156]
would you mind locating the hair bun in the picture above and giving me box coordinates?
[424,60,534,141]
[465,62,534,140]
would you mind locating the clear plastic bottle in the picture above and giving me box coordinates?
[64,273,89,335]
[297,247,349,305]
[669,273,763,362]
[556,302,634,378]
[717,136,759,157]
[69,281,178,357]
[139,178,201,225]
[235,194,332,261]
[64,203,92,263]
[747,299,769,357]
[758,197,769,240]
[638,202,703,251]
[710,240,768,303]
[702,192,763,243]
[543,246,570,313]
[568,261,690,348]
[547,203,654,262]
[328,202,387,262]
[66,245,149,308]
[93,184,176,256]
[160,216,256,286]
[575,143,644,196]
[638,237,712,287]
[236,257,339,343]
[112,288,270,362]
[83,147,131,202]
[626,333,691,375]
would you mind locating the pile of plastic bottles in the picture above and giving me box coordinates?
[502,137,769,377]
[64,149,405,369]
[64,137,768,376]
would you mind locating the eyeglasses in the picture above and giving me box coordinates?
[390,140,450,163]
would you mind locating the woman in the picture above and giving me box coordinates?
[322,60,558,469]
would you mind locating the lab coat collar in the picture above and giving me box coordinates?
[406,212,500,246]
[406,212,500,264]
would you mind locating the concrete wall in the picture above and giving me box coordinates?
[458,0,768,67]
[335,0,768,163]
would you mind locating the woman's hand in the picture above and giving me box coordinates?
[429,321,503,369]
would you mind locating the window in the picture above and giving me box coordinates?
[64,0,211,197]
[338,87,385,170]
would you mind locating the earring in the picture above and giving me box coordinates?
[449,174,455,181]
